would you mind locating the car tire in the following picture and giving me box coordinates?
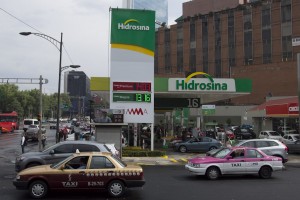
[29,180,48,199]
[209,146,217,151]
[259,166,272,179]
[107,180,125,198]
[179,145,187,153]
[206,166,220,180]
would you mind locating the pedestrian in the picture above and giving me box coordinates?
[20,133,27,153]
[41,132,47,149]
[63,126,68,141]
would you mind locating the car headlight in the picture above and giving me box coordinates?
[16,175,20,180]
[16,156,26,162]
[188,162,203,168]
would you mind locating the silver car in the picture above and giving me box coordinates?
[15,141,112,172]
[234,139,288,163]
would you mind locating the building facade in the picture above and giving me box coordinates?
[155,0,300,106]
[122,0,168,26]
[64,71,91,118]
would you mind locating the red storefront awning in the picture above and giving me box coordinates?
[265,97,298,117]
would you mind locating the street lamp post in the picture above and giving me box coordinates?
[19,32,80,143]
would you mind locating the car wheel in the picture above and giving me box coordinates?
[206,167,220,180]
[259,166,272,179]
[209,146,217,151]
[107,180,125,198]
[29,180,48,199]
[179,145,187,153]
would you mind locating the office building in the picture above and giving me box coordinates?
[64,71,91,118]
[122,0,168,26]
[155,0,300,105]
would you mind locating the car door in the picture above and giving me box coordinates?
[222,149,246,174]
[48,156,90,189]
[85,155,117,189]
[244,149,265,173]
[186,138,200,152]
[287,140,300,153]
[43,143,74,164]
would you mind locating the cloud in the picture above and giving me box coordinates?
[0,0,186,93]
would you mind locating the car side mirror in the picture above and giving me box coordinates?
[49,150,55,154]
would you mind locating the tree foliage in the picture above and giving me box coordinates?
[0,84,72,120]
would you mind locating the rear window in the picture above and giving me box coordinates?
[266,141,279,147]
[24,120,33,125]
[236,141,255,147]
[269,131,281,136]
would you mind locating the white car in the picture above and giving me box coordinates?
[185,147,283,180]
[282,134,300,144]
[259,130,283,140]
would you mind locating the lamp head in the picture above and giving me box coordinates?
[69,65,81,69]
[19,32,32,36]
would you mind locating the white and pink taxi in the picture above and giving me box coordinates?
[185,147,284,180]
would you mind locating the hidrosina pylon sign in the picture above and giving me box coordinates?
[110,8,155,123]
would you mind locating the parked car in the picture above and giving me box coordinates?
[285,140,300,154]
[277,126,297,135]
[13,152,145,198]
[25,125,46,141]
[259,130,283,140]
[233,139,288,163]
[235,128,254,139]
[185,147,283,180]
[15,141,114,172]
[49,121,57,129]
[173,137,222,153]
[282,134,300,144]
[23,119,39,132]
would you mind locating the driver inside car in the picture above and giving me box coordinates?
[65,156,88,169]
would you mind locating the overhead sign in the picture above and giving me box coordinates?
[110,9,155,123]
[113,93,151,103]
[113,82,151,92]
[155,98,200,108]
[168,78,236,92]
[202,105,216,115]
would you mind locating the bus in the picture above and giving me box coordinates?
[0,111,19,133]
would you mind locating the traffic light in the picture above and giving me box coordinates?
[37,114,41,122]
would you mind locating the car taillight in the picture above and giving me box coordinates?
[280,141,288,152]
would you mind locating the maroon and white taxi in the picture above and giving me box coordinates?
[13,152,145,198]
[185,147,284,180]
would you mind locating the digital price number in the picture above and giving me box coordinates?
[113,93,151,103]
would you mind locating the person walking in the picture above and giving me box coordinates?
[41,132,47,149]
[20,133,27,153]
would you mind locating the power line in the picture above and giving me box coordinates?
[0,7,75,65]
[0,7,42,33]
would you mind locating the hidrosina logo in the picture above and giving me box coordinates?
[176,72,228,91]
[118,19,150,31]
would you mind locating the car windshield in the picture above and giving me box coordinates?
[50,155,73,169]
[211,148,231,158]
[269,131,281,136]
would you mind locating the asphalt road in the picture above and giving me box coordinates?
[1,127,300,200]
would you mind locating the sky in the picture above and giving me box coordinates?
[0,0,187,94]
